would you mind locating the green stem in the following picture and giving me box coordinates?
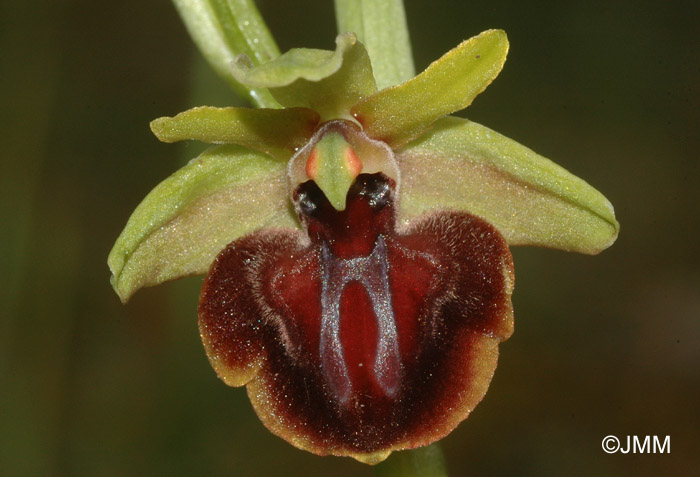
[334,0,415,90]
[171,0,281,107]
[373,444,449,477]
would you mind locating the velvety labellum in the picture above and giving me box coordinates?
[199,173,515,463]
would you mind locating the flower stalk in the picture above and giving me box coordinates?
[334,0,415,89]
[374,443,448,477]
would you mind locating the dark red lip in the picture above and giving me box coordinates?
[198,172,514,460]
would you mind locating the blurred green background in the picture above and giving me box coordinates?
[2,0,698,475]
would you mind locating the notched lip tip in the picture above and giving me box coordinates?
[348,448,393,465]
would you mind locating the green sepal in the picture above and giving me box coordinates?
[108,145,299,302]
[150,106,319,160]
[397,117,619,254]
[231,33,377,121]
[352,29,508,148]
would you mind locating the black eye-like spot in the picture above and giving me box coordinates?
[294,180,329,217]
[351,173,394,209]
[298,193,316,216]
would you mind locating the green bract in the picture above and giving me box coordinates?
[109,28,619,302]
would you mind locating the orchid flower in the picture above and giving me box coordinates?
[108,0,618,465]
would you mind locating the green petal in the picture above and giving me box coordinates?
[352,29,508,147]
[108,145,298,302]
[397,117,619,254]
[231,33,377,121]
[150,106,319,160]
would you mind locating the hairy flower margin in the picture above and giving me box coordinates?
[108,1,618,466]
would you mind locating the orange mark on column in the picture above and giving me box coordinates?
[344,147,363,178]
[305,148,319,180]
